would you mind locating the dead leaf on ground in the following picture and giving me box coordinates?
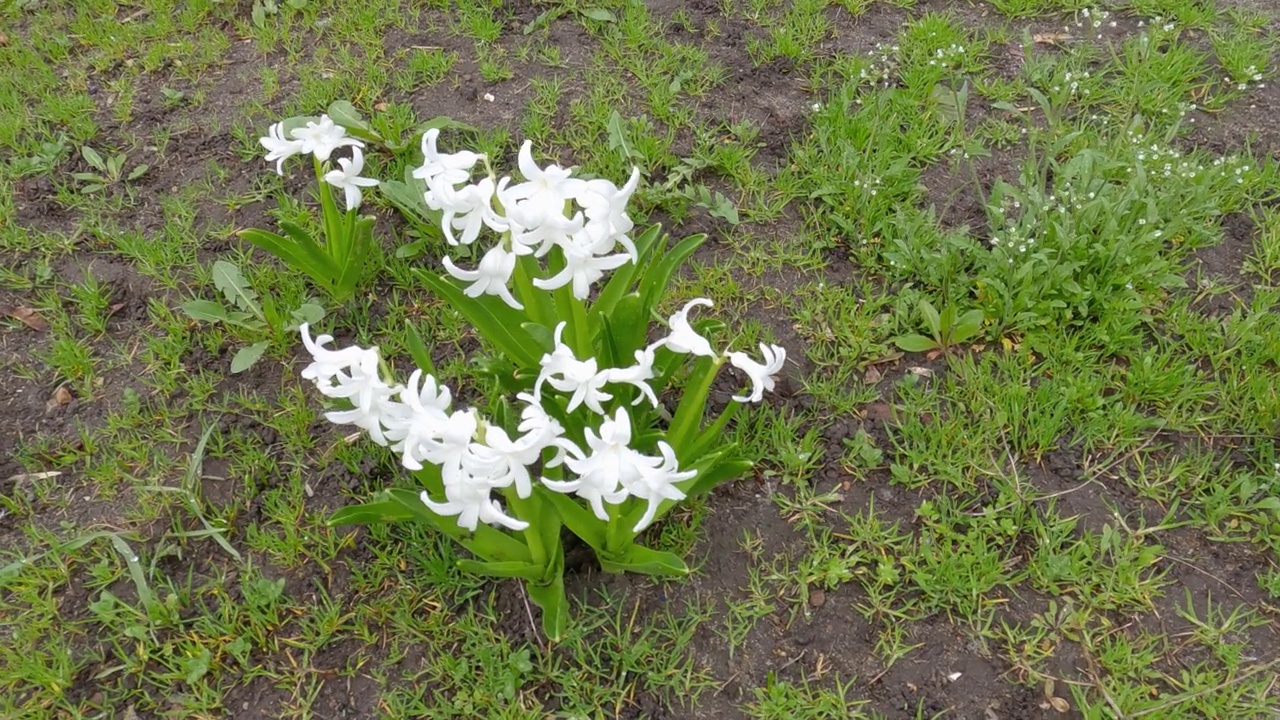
[2,305,49,331]
[1048,697,1070,713]
[908,366,935,378]
[0,32,9,46]
[863,366,883,384]
[108,302,126,317]
[808,588,826,608]
[1032,32,1072,45]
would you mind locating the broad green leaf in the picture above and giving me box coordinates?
[80,183,105,194]
[525,569,568,641]
[950,309,986,344]
[918,299,941,337]
[380,176,442,233]
[80,145,105,172]
[290,302,325,327]
[327,491,417,520]
[230,342,268,373]
[126,164,148,181]
[591,224,661,318]
[894,334,938,352]
[682,455,753,498]
[606,110,633,160]
[600,545,688,577]
[666,355,722,456]
[580,7,617,22]
[180,299,228,323]
[416,270,541,367]
[542,490,607,552]
[456,559,545,580]
[640,233,706,309]
[212,261,262,317]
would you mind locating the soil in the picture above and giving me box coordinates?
[4,1,1279,718]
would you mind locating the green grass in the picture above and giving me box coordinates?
[2,0,1280,717]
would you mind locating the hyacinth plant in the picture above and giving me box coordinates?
[257,112,786,639]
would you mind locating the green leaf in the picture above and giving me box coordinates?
[71,172,103,182]
[230,342,268,373]
[405,322,437,376]
[180,299,228,323]
[541,490,607,552]
[415,270,541,367]
[380,175,442,233]
[606,110,633,160]
[521,322,555,353]
[918,299,941,338]
[580,7,617,22]
[456,559,545,581]
[80,183,105,194]
[682,454,753,498]
[328,495,419,526]
[600,545,689,577]
[212,261,262,317]
[326,100,382,144]
[126,164,149,181]
[592,224,661,318]
[666,356,723,457]
[525,567,568,641]
[80,145,105,172]
[640,233,707,309]
[950,309,985,344]
[290,302,325,327]
[893,334,938,352]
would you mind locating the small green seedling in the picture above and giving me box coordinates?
[72,146,148,194]
[894,299,984,356]
[180,260,324,373]
[251,0,307,28]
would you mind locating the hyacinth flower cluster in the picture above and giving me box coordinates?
[265,113,785,639]
[245,113,381,303]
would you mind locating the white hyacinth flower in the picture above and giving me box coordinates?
[323,147,379,211]
[442,242,523,310]
[420,484,528,532]
[576,167,641,261]
[727,344,786,403]
[260,122,304,175]
[428,176,507,246]
[654,298,719,358]
[605,346,659,407]
[542,407,645,520]
[502,140,587,218]
[290,115,363,163]
[299,323,368,386]
[299,323,401,446]
[532,223,632,299]
[623,441,695,532]
[413,128,482,187]
[382,370,453,471]
[533,322,612,414]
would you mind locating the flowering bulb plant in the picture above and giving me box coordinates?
[246,110,380,303]
[267,113,786,639]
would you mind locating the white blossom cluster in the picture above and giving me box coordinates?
[414,129,641,307]
[289,130,787,535]
[300,298,784,533]
[259,114,379,211]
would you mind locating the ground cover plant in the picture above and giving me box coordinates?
[1,0,1279,718]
